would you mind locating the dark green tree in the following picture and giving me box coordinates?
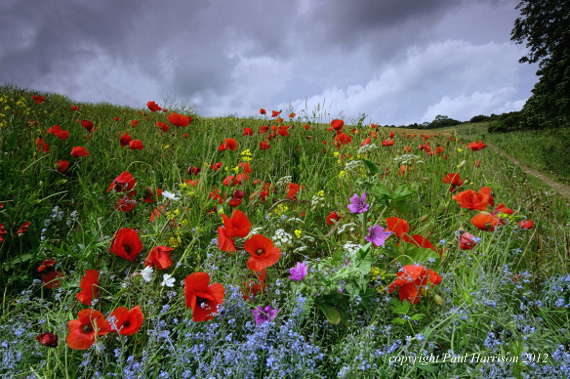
[512,0,570,130]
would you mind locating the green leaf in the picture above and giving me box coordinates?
[391,185,416,213]
[361,158,381,175]
[410,313,426,321]
[370,184,392,207]
[320,302,341,325]
[391,317,406,325]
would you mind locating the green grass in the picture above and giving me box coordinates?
[1,83,570,378]
[447,121,570,185]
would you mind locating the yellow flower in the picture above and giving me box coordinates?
[218,207,224,215]
[317,190,324,197]
[164,144,170,149]
[233,166,240,174]
[457,148,463,152]
[169,236,182,248]
[333,152,339,157]
[339,171,346,178]
[294,230,301,238]
[337,159,342,164]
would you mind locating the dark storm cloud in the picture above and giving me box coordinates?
[0,0,537,124]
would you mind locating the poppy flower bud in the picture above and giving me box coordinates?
[306,136,312,139]
[458,160,466,169]
[433,295,443,306]
[419,214,429,222]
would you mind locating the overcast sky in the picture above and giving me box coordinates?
[0,0,538,125]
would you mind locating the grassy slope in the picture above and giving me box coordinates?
[2,84,570,378]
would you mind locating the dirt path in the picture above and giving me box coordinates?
[486,143,570,203]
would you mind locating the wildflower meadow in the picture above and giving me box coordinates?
[1,83,570,378]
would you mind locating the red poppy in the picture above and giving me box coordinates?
[244,234,282,272]
[36,137,49,152]
[326,211,340,225]
[147,101,162,112]
[116,194,137,212]
[241,280,265,301]
[209,162,223,171]
[71,105,79,111]
[32,95,45,104]
[278,126,290,137]
[459,232,478,250]
[144,246,173,270]
[129,140,144,150]
[259,140,271,150]
[388,264,442,304]
[37,259,56,273]
[0,223,6,243]
[385,217,409,238]
[518,220,534,229]
[289,112,296,118]
[389,131,395,138]
[167,112,190,127]
[474,160,481,167]
[443,173,464,187]
[271,110,281,118]
[70,146,89,157]
[107,171,137,193]
[114,117,120,122]
[361,137,371,147]
[401,234,436,251]
[184,272,225,322]
[110,228,143,261]
[260,125,269,134]
[287,183,301,199]
[130,120,139,127]
[16,221,31,235]
[260,108,266,115]
[382,139,394,147]
[108,306,144,335]
[67,309,111,350]
[471,214,505,231]
[304,124,311,130]
[218,209,251,252]
[443,173,465,193]
[76,270,99,305]
[157,122,169,132]
[218,138,238,151]
[492,203,514,215]
[467,140,487,151]
[333,133,352,149]
[188,166,201,175]
[41,271,64,289]
[243,127,254,136]
[81,120,94,132]
[119,132,132,147]
[229,198,242,207]
[47,125,69,140]
[452,187,494,211]
[330,119,344,131]
[36,332,58,347]
[403,145,412,153]
[209,187,225,204]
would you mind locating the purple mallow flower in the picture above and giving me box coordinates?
[365,224,392,247]
[347,193,369,214]
[288,262,308,281]
[252,305,278,326]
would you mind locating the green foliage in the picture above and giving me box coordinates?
[512,0,570,130]
[488,111,525,133]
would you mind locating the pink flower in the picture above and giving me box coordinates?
[288,262,308,281]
